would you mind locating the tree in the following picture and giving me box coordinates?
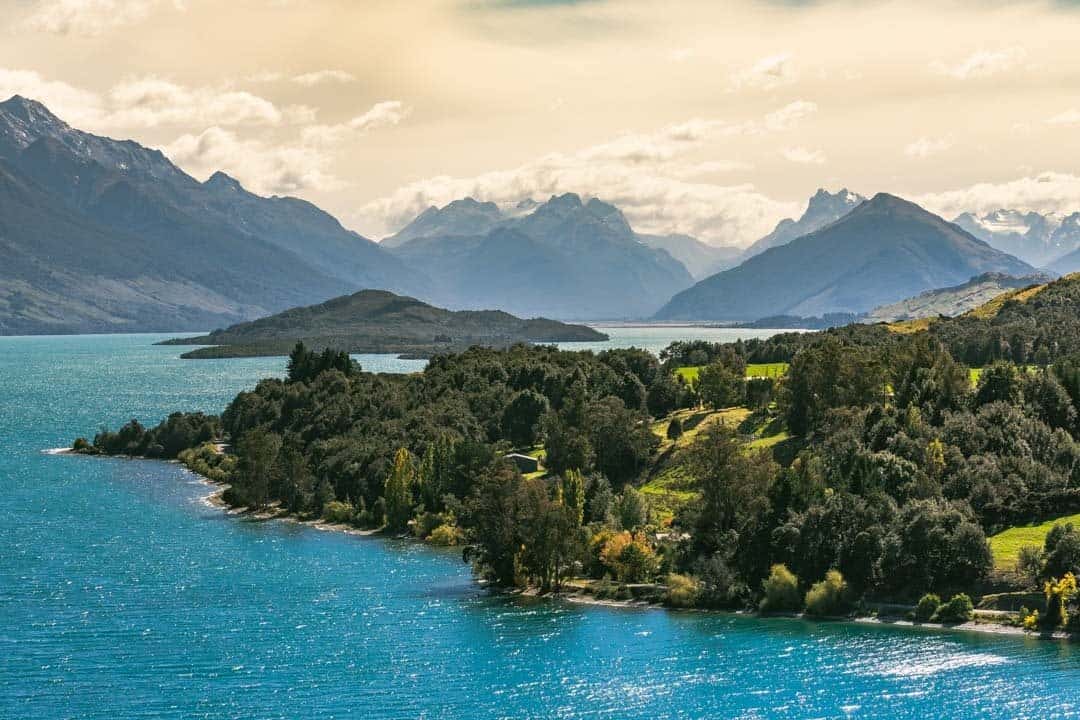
[235,428,281,508]
[975,362,1023,407]
[1042,523,1080,580]
[616,486,648,531]
[501,390,549,447]
[760,564,801,612]
[384,448,416,531]
[696,361,745,409]
[804,570,850,617]
[584,397,656,484]
[666,417,684,441]
[562,469,586,527]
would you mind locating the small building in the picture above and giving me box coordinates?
[504,452,540,474]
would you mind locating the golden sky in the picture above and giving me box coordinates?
[3,0,1080,246]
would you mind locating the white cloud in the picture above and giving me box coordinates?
[917,171,1080,219]
[300,100,409,145]
[0,68,105,126]
[731,53,796,91]
[292,70,357,86]
[26,0,182,37]
[107,77,288,128]
[164,126,340,195]
[668,48,694,63]
[905,137,951,159]
[931,47,1026,80]
[764,100,818,131]
[1047,109,1080,127]
[781,147,826,165]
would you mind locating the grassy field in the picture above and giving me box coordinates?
[676,363,789,383]
[988,511,1080,572]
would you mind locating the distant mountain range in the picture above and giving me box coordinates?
[654,193,1036,322]
[165,289,606,358]
[863,271,1053,324]
[953,209,1080,268]
[382,193,695,319]
[741,188,865,260]
[0,95,417,334]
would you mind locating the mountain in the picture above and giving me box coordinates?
[380,197,504,248]
[165,289,608,358]
[654,193,1036,322]
[863,272,1053,324]
[953,209,1080,267]
[741,188,865,260]
[0,95,416,334]
[638,233,742,279]
[385,193,695,319]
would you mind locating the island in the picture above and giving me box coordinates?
[160,289,608,359]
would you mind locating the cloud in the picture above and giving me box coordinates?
[904,137,951,159]
[930,47,1026,80]
[300,100,409,145]
[917,171,1080,219]
[731,53,796,90]
[292,70,357,86]
[355,105,814,245]
[164,126,340,195]
[781,147,826,164]
[764,100,817,131]
[26,0,182,36]
[1047,109,1080,127]
[0,68,104,126]
[106,77,292,128]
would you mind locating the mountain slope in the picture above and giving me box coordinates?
[381,197,504,248]
[654,193,1035,322]
[387,193,695,319]
[638,233,742,279]
[863,272,1052,323]
[0,95,416,334]
[741,188,864,260]
[166,289,608,358]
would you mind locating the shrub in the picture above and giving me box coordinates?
[1020,607,1040,631]
[592,578,632,601]
[931,593,974,624]
[804,570,850,617]
[914,593,941,622]
[664,573,700,608]
[427,523,463,546]
[666,417,684,441]
[72,437,95,453]
[760,564,801,613]
[322,500,356,524]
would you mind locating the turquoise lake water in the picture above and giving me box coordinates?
[2,333,1079,719]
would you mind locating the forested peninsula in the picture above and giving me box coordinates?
[161,289,607,359]
[79,274,1080,632]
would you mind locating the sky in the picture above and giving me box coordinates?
[3,0,1080,247]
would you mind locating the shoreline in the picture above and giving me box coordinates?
[56,447,1074,645]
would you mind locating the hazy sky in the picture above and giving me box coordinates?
[3,0,1080,247]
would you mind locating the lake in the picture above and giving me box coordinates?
[2,333,1078,719]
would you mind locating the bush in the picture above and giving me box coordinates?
[427,523,463,546]
[804,570,850,617]
[931,593,974,624]
[72,437,95,453]
[322,500,356,524]
[760,564,801,613]
[664,573,700,608]
[914,593,941,622]
[666,417,684,441]
[592,578,632,601]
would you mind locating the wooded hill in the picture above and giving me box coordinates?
[165,289,607,358]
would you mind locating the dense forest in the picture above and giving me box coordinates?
[80,275,1080,630]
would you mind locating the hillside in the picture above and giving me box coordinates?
[0,95,416,334]
[638,233,742,279]
[386,194,694,320]
[654,193,1035,322]
[863,272,1052,324]
[165,289,608,358]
